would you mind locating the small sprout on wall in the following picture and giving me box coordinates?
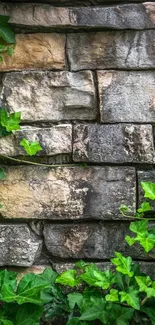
[20,139,43,156]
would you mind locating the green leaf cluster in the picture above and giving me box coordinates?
[0,15,16,61]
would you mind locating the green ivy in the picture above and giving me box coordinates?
[0,15,16,61]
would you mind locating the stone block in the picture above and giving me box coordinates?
[98,70,155,123]
[0,224,42,266]
[43,222,155,260]
[0,33,65,71]
[0,125,72,156]
[0,166,136,220]
[67,31,155,70]
[1,71,96,122]
[0,3,154,30]
[73,124,154,164]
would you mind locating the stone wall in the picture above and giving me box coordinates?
[0,0,155,276]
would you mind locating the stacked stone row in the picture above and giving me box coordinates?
[0,2,155,274]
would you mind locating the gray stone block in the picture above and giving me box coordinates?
[0,125,72,156]
[1,71,96,122]
[0,224,42,266]
[0,3,154,30]
[73,124,154,164]
[0,166,136,220]
[67,31,155,70]
[98,70,155,123]
[44,222,155,260]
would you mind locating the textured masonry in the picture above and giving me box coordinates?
[0,0,155,275]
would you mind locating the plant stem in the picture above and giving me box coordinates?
[0,154,79,168]
[141,296,149,306]
[122,213,155,221]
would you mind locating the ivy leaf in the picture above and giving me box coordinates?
[139,234,155,253]
[111,252,134,277]
[67,293,83,310]
[125,236,136,246]
[0,168,6,180]
[137,202,152,213]
[0,109,21,132]
[15,304,43,325]
[135,276,155,297]
[80,298,107,322]
[15,272,50,304]
[105,289,119,302]
[141,182,155,200]
[80,264,113,289]
[55,269,80,287]
[20,139,42,156]
[111,305,134,325]
[129,220,148,236]
[0,16,16,43]
[119,287,140,310]
[75,260,88,269]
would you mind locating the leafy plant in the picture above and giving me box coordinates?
[42,182,155,325]
[20,139,43,156]
[0,15,16,61]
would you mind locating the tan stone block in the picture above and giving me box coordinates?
[0,33,65,71]
[0,166,136,220]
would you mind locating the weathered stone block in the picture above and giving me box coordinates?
[0,125,72,156]
[98,71,155,123]
[73,124,154,164]
[67,31,155,70]
[0,0,146,3]
[0,33,65,71]
[0,3,154,30]
[44,222,155,260]
[138,170,155,210]
[0,166,136,220]
[1,71,96,122]
[0,224,42,266]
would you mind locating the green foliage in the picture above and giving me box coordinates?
[20,139,43,156]
[141,182,155,200]
[125,220,155,253]
[0,15,16,61]
[56,269,80,287]
[0,167,6,180]
[111,252,134,277]
[0,109,21,133]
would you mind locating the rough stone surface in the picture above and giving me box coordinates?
[98,70,155,123]
[0,224,42,266]
[0,3,154,30]
[1,0,146,3]
[44,222,155,260]
[0,166,136,220]
[73,124,154,164]
[0,33,65,71]
[0,125,72,156]
[67,31,155,70]
[1,71,96,122]
[138,170,155,210]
